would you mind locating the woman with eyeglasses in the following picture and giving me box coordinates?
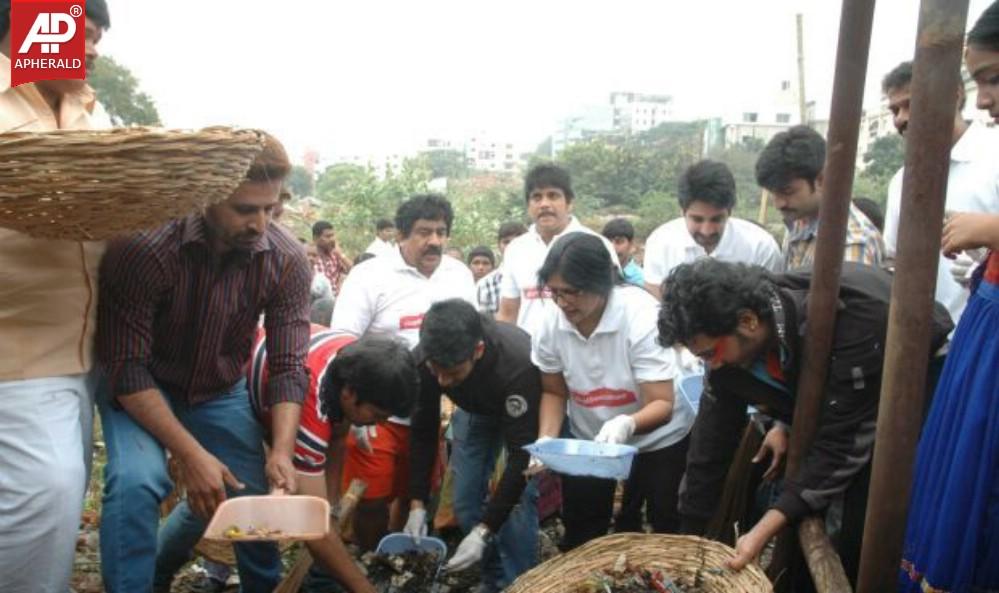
[529,232,695,550]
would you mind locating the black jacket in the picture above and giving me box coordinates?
[409,318,541,532]
[679,263,953,528]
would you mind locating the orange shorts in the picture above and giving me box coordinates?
[342,421,412,501]
[341,421,445,501]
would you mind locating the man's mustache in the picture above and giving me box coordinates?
[423,246,442,256]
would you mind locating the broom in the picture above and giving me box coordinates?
[272,478,367,593]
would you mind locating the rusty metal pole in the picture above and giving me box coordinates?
[855,1,970,591]
[776,0,875,590]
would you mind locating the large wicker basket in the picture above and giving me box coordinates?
[0,127,265,240]
[505,533,772,593]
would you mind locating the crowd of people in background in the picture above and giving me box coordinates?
[2,2,999,593]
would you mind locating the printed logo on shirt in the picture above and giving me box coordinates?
[399,314,425,331]
[505,395,528,418]
[9,1,86,87]
[523,287,552,300]
[570,387,638,408]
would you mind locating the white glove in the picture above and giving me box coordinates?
[524,436,553,476]
[403,508,428,544]
[351,424,377,454]
[950,253,977,288]
[445,525,490,572]
[594,414,637,445]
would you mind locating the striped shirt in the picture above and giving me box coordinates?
[248,326,355,474]
[782,202,885,270]
[98,215,312,406]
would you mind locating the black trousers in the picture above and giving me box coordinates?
[560,435,690,551]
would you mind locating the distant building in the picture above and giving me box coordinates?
[464,133,524,173]
[552,105,616,156]
[717,80,800,150]
[610,92,674,134]
[329,152,408,179]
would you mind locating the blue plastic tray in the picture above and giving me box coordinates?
[523,438,638,480]
[678,373,705,414]
[375,533,448,559]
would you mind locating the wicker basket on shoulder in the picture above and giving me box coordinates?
[0,126,265,240]
[505,533,772,593]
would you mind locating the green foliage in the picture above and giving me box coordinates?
[286,165,314,197]
[555,122,705,214]
[706,140,768,221]
[862,135,904,180]
[87,56,160,126]
[412,149,469,180]
[446,176,527,251]
[315,161,430,255]
[854,135,904,208]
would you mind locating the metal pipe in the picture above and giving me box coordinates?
[855,1,970,591]
[779,0,876,590]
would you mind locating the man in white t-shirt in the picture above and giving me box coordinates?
[497,163,618,336]
[364,217,397,257]
[330,194,476,551]
[644,160,783,299]
[882,60,999,325]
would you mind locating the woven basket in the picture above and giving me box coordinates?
[505,533,772,593]
[0,126,265,240]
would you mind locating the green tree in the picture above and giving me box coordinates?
[315,160,431,255]
[862,135,904,179]
[87,56,160,126]
[286,165,314,197]
[417,149,469,180]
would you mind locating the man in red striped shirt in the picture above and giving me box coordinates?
[96,132,311,593]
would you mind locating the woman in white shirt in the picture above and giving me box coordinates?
[531,233,695,550]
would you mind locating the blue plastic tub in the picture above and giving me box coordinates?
[678,373,705,414]
[375,533,448,559]
[523,438,638,480]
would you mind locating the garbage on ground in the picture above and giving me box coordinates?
[361,549,444,593]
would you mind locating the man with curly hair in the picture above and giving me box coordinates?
[656,259,951,585]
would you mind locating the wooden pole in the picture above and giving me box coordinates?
[855,1,970,591]
[775,0,876,590]
[757,189,770,225]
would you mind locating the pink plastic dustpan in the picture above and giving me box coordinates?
[202,490,330,542]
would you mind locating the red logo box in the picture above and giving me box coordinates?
[10,0,86,87]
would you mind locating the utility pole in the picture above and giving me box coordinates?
[797,13,808,125]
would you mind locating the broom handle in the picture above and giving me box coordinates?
[272,479,368,593]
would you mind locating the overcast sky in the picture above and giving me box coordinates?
[98,0,994,164]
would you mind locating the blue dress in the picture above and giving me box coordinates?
[900,254,999,593]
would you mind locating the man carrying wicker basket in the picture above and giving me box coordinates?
[0,3,111,592]
[96,133,312,593]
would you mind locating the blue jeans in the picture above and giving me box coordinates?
[450,409,539,591]
[97,378,280,593]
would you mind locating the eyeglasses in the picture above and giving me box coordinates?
[547,286,582,304]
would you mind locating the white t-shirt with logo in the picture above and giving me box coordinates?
[331,248,476,423]
[643,216,783,288]
[885,121,999,325]
[530,284,694,452]
[500,216,619,337]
